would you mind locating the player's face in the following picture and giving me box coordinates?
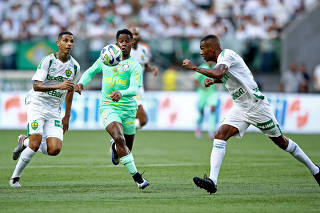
[116,34,132,56]
[132,29,140,45]
[200,41,216,62]
[57,34,74,55]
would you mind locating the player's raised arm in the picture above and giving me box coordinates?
[75,59,103,94]
[182,59,228,79]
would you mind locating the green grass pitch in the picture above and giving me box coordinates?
[0,130,319,213]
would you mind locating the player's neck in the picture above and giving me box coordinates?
[122,54,130,60]
[56,52,69,63]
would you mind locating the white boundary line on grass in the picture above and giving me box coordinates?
[0,163,208,169]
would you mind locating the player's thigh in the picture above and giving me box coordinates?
[121,110,137,135]
[100,106,122,128]
[136,105,147,119]
[248,102,282,138]
[220,106,250,138]
[46,137,62,155]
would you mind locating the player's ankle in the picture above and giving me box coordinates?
[132,172,143,184]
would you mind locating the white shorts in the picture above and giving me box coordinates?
[135,87,144,106]
[220,99,282,138]
[26,105,63,141]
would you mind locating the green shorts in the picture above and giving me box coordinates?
[198,92,218,110]
[100,105,137,135]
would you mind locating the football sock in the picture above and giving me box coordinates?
[209,139,227,184]
[208,110,216,136]
[120,153,138,176]
[24,138,48,155]
[23,138,29,147]
[286,139,319,175]
[11,147,36,178]
[196,111,204,127]
[38,141,48,155]
[135,119,141,129]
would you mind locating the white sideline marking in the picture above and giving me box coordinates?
[0,163,207,169]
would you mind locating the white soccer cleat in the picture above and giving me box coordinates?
[136,178,150,190]
[9,177,21,188]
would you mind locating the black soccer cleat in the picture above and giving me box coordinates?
[193,176,217,194]
[313,165,320,186]
[12,135,27,160]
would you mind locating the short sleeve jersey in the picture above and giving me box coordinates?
[78,57,142,110]
[130,43,150,88]
[27,53,80,111]
[216,49,264,110]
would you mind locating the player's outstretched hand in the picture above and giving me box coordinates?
[62,116,69,134]
[152,66,158,76]
[182,59,197,70]
[204,78,214,87]
[110,91,122,102]
[75,84,83,95]
[59,80,74,91]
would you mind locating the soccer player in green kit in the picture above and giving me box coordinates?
[75,29,149,189]
[194,61,218,139]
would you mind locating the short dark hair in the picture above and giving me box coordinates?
[58,31,73,39]
[200,34,219,43]
[116,29,133,40]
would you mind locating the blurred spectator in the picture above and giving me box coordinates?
[298,64,310,93]
[279,62,303,93]
[162,66,178,91]
[313,64,320,93]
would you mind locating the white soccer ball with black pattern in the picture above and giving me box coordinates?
[100,44,122,66]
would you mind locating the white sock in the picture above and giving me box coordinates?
[286,139,319,175]
[135,119,141,129]
[24,138,48,155]
[38,141,48,155]
[11,147,36,178]
[23,138,29,147]
[209,139,227,184]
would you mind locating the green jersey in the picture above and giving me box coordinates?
[78,57,142,110]
[194,63,217,96]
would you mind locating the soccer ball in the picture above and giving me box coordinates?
[100,44,122,66]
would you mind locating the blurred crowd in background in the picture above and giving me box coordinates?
[1,0,320,93]
[0,0,318,41]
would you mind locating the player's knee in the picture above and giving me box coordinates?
[48,147,61,156]
[114,134,126,146]
[214,132,227,140]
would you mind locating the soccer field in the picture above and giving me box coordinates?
[0,130,319,213]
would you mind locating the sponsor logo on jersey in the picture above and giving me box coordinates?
[45,90,64,98]
[46,74,67,82]
[104,77,127,86]
[121,64,129,71]
[221,73,230,84]
[31,121,38,130]
[65,69,72,78]
[232,87,245,100]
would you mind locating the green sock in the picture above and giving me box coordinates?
[120,153,138,176]
[209,111,216,135]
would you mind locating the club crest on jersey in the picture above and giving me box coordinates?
[31,121,38,130]
[121,64,129,71]
[65,70,72,77]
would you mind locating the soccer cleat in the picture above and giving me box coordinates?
[12,134,27,160]
[9,177,21,188]
[136,178,150,189]
[193,176,217,194]
[313,165,320,186]
[109,139,119,165]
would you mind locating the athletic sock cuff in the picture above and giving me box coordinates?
[213,139,227,148]
[120,153,134,165]
[286,139,297,153]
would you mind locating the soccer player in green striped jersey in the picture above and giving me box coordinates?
[75,29,149,189]
[194,61,218,139]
